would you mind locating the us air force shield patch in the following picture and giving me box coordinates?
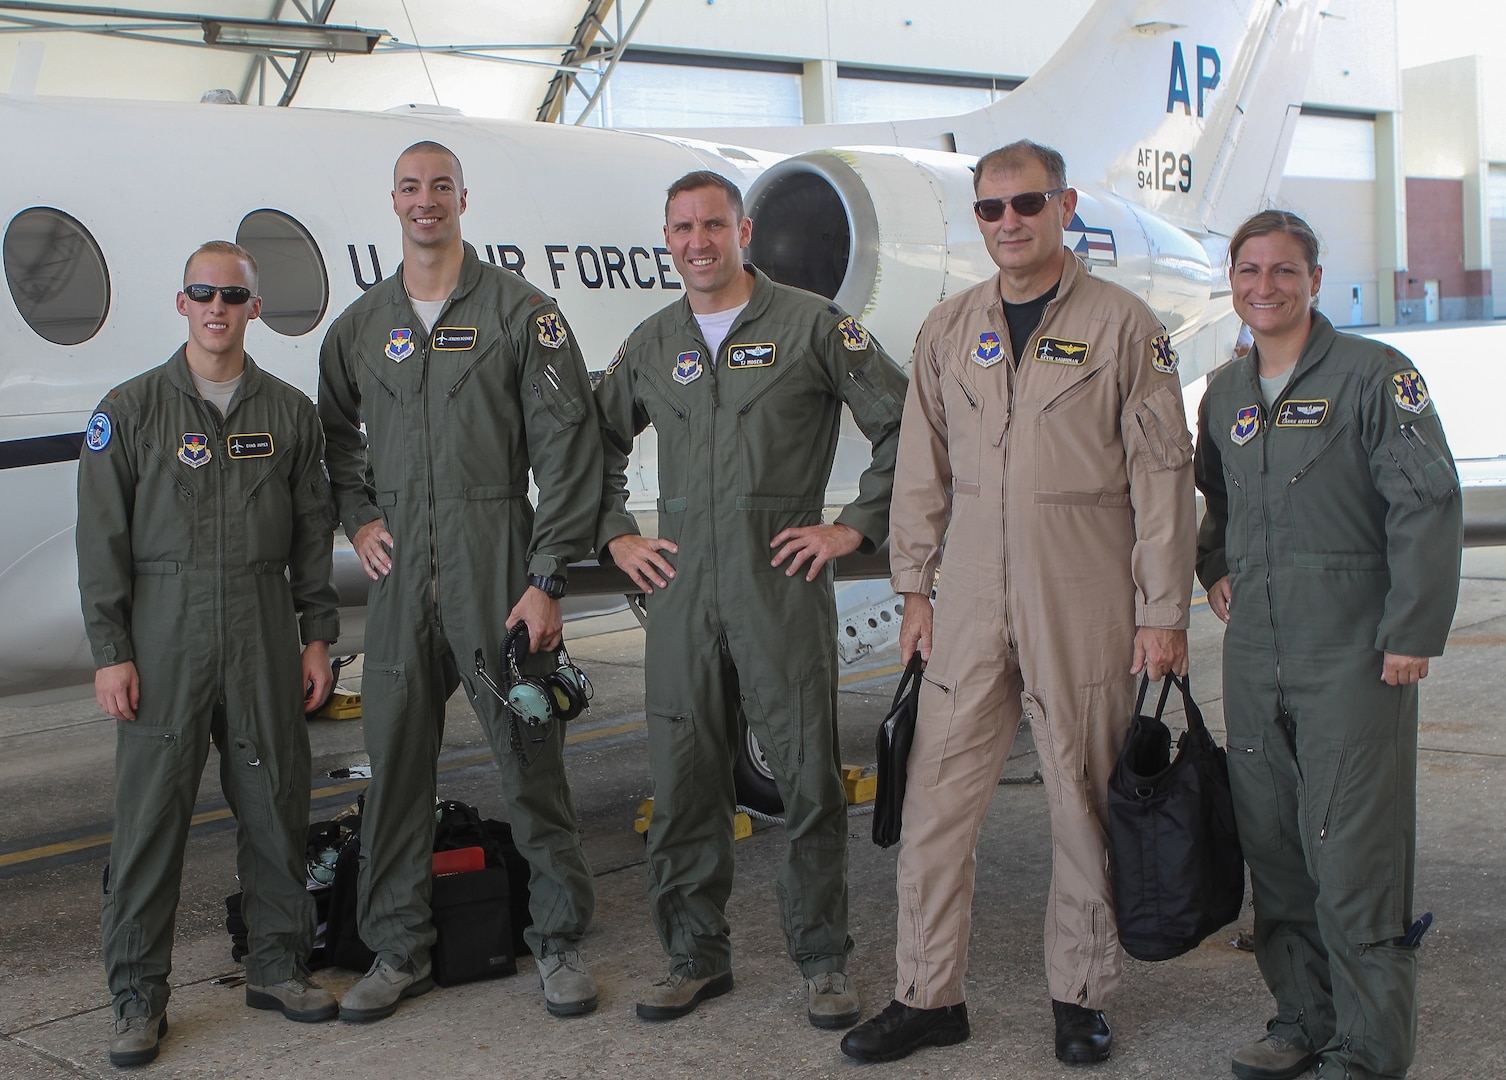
[974,332,1002,368]
[386,328,414,362]
[673,350,703,384]
[1231,405,1260,446]
[179,432,211,468]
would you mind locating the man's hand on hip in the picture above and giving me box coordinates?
[606,533,678,593]
[1130,627,1189,681]
[770,522,863,582]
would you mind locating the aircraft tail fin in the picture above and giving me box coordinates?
[948,0,1323,238]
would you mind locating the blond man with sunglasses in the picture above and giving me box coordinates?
[842,141,1196,1066]
[78,241,341,1067]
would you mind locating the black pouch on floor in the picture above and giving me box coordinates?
[481,817,534,957]
[430,866,516,985]
[323,821,377,973]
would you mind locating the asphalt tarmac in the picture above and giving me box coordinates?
[2,553,1503,1079]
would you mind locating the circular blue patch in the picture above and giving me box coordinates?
[85,411,112,452]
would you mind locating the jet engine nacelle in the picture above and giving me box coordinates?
[745,146,1218,370]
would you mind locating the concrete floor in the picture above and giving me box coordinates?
[2,562,1503,1079]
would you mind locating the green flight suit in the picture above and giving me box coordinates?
[77,350,339,1020]
[1194,313,1462,1079]
[595,267,908,978]
[318,243,599,968]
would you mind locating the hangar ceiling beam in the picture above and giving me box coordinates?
[536,0,654,124]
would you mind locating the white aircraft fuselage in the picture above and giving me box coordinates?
[0,0,1322,695]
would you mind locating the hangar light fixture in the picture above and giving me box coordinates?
[202,18,383,55]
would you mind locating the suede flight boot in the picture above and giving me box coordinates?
[339,958,434,1022]
[108,1012,166,1068]
[1231,1033,1318,1080]
[536,948,599,1017]
[246,974,339,1022]
[807,971,861,1029]
[635,968,734,1020]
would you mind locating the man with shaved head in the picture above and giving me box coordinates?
[319,141,602,1022]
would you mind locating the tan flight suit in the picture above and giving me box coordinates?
[888,252,1195,1011]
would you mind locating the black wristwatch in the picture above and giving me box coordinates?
[529,574,567,599]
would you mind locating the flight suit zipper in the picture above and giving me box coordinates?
[1252,403,1288,712]
[199,395,229,707]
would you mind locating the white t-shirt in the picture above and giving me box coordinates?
[408,296,446,334]
[694,302,747,361]
[192,371,242,417]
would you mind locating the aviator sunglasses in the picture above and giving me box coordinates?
[183,284,254,305]
[973,187,1068,222]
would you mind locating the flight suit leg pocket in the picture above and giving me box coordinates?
[645,707,701,832]
[112,723,186,838]
[1310,734,1400,893]
[908,672,958,789]
[1225,734,1282,855]
[225,735,275,832]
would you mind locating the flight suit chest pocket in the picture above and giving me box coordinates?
[239,449,296,563]
[1033,364,1125,494]
[133,435,201,563]
[637,366,693,499]
[940,360,987,489]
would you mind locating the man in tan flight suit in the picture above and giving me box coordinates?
[840,141,1196,1066]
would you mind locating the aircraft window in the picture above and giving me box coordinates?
[236,209,328,336]
[3,207,110,345]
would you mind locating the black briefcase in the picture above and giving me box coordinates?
[872,653,924,848]
[431,866,517,986]
[1108,673,1244,961]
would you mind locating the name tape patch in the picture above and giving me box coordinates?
[227,433,274,458]
[727,342,776,369]
[432,326,477,351]
[1036,337,1090,365]
[1274,399,1330,427]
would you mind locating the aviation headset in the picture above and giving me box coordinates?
[499,622,592,725]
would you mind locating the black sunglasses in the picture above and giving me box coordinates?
[183,284,253,305]
[973,188,1068,222]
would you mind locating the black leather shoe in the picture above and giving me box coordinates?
[1053,999,1112,1064]
[839,999,970,1063]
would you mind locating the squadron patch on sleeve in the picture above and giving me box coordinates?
[178,432,211,468]
[1231,405,1260,446]
[1391,370,1431,414]
[432,326,478,351]
[727,343,776,369]
[227,433,274,458]
[1150,332,1179,374]
[536,312,568,350]
[605,340,626,376]
[836,316,871,352]
[673,350,703,384]
[1274,399,1330,427]
[1035,337,1090,365]
[974,332,1003,368]
[385,328,414,362]
[85,411,112,452]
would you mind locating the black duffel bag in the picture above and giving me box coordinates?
[1108,673,1244,961]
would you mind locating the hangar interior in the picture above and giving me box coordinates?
[0,0,1502,327]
